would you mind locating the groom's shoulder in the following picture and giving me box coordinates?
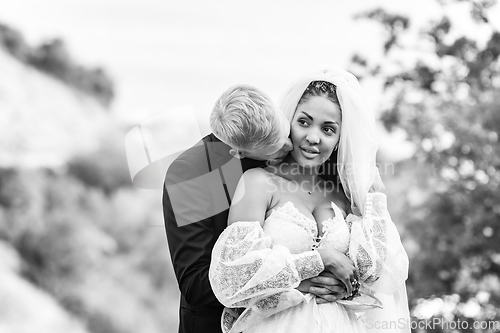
[173,134,212,165]
[166,133,229,181]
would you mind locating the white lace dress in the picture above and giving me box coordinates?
[209,193,409,333]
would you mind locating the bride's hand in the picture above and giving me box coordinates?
[317,249,356,296]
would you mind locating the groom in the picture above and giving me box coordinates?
[163,84,342,333]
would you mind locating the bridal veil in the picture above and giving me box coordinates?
[279,67,411,333]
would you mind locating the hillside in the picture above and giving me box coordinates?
[0,241,91,333]
[0,48,111,167]
[0,45,180,332]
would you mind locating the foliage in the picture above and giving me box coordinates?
[0,163,177,333]
[0,23,114,107]
[351,0,500,331]
[354,8,410,53]
[67,134,132,195]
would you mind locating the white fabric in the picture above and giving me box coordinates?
[208,217,325,333]
[352,193,410,333]
[279,67,384,216]
[209,195,410,333]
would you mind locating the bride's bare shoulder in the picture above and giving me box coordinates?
[234,168,277,198]
[241,168,275,185]
[243,167,272,177]
[230,168,275,224]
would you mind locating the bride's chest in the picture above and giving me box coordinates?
[263,201,350,255]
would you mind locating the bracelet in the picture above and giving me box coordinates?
[342,279,361,300]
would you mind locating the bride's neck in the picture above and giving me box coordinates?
[277,154,323,185]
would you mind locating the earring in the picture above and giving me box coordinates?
[334,145,338,151]
[230,148,244,159]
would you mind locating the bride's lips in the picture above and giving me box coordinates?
[299,146,320,159]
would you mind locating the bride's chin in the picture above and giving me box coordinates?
[288,152,325,171]
[293,157,324,169]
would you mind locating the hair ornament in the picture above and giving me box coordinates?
[304,80,337,96]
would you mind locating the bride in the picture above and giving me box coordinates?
[209,68,410,333]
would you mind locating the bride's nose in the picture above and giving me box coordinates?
[306,131,320,144]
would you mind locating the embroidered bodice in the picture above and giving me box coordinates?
[263,201,350,255]
[208,192,409,333]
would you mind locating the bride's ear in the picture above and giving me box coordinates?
[229,148,245,159]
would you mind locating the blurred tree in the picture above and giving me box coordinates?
[0,166,176,333]
[67,136,131,195]
[0,22,115,107]
[30,38,72,81]
[0,23,31,62]
[351,0,500,331]
[28,38,115,107]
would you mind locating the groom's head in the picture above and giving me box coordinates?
[210,84,292,161]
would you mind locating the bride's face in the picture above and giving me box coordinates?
[290,95,341,169]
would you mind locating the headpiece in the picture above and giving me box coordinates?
[303,80,337,97]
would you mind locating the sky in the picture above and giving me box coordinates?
[1,0,497,159]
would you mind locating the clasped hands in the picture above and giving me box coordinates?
[297,271,347,304]
[297,248,358,304]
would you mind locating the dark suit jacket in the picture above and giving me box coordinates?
[162,133,263,333]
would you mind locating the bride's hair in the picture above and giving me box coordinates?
[298,81,341,110]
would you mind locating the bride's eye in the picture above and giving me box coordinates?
[323,126,336,134]
[298,119,309,126]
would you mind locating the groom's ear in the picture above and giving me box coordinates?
[229,148,245,159]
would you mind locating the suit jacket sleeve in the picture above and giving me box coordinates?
[163,158,224,307]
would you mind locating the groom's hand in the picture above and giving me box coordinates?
[310,271,347,304]
[297,271,347,304]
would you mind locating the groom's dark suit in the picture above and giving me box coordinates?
[163,133,264,333]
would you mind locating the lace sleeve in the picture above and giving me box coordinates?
[348,192,409,295]
[209,221,324,332]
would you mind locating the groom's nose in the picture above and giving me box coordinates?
[281,138,293,152]
[272,138,293,162]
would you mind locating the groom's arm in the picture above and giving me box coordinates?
[163,158,222,307]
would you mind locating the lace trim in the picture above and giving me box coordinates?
[254,292,285,311]
[240,264,300,299]
[347,194,389,284]
[218,260,264,297]
[314,201,349,251]
[321,201,346,233]
[362,193,388,283]
[222,308,245,333]
[364,192,387,219]
[293,251,324,280]
[269,202,317,238]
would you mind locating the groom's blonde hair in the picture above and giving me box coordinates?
[210,84,282,151]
